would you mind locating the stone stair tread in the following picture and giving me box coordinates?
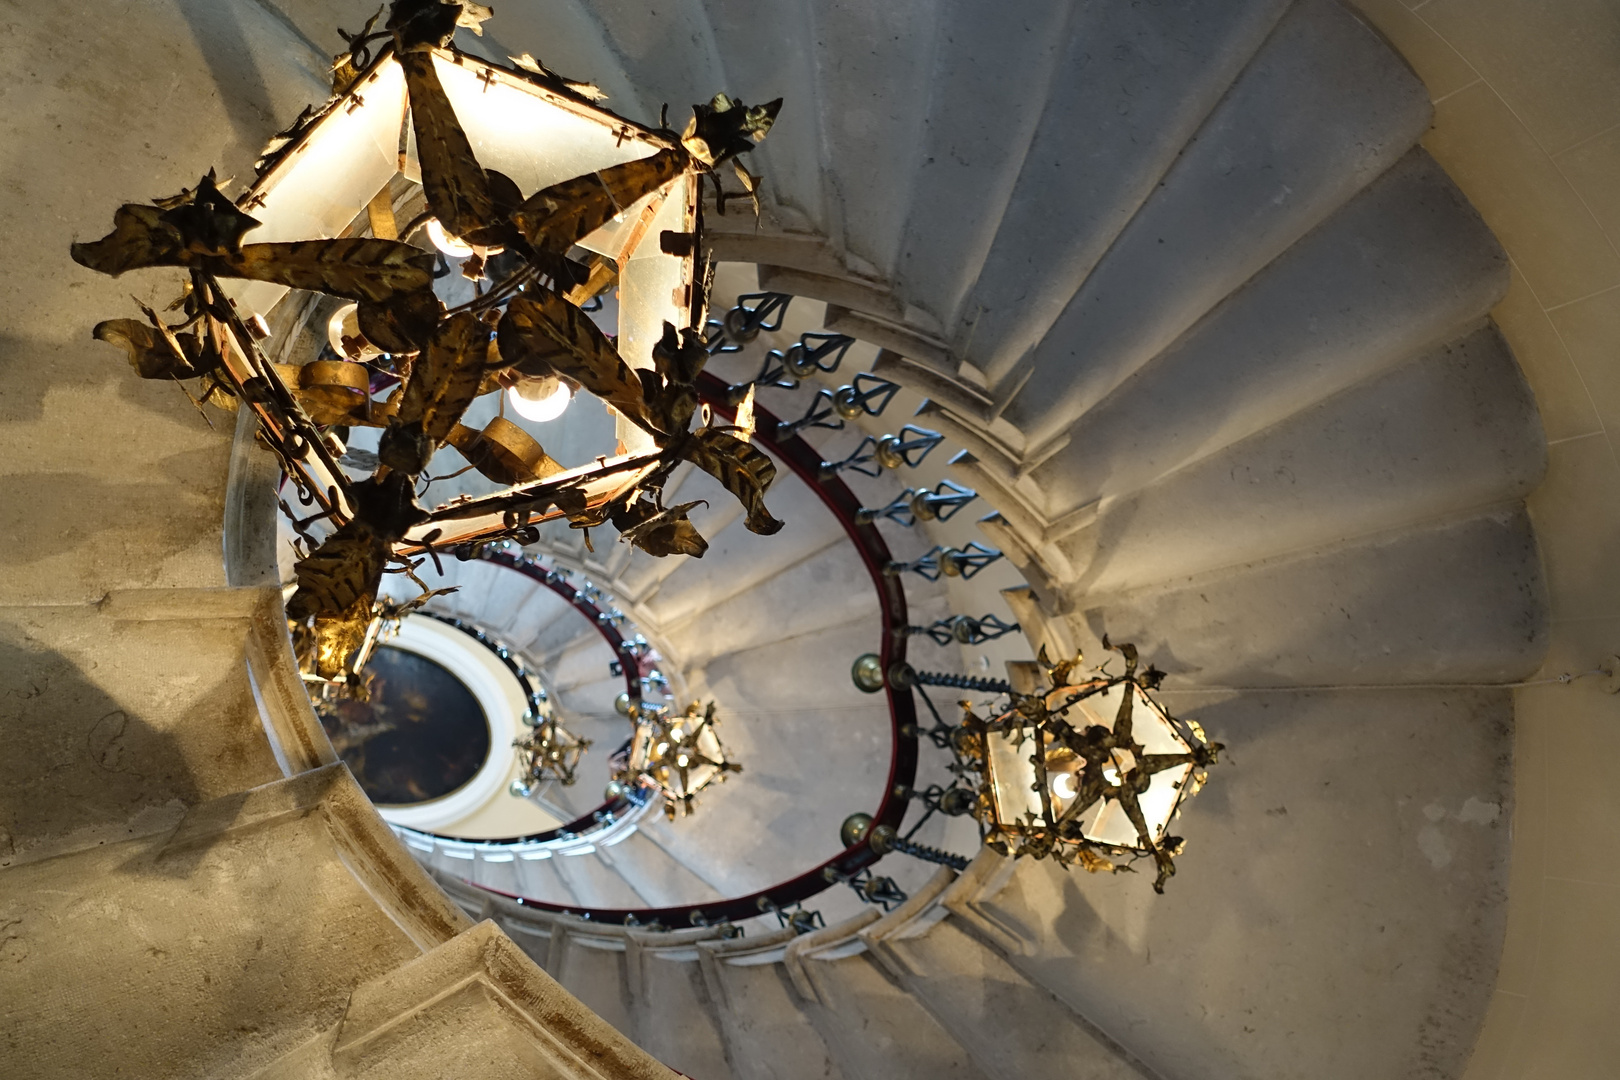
[1007,0,1432,448]
[864,911,1144,1080]
[790,932,992,1080]
[700,933,851,1080]
[1063,323,1545,597]
[0,767,442,1080]
[0,588,285,865]
[626,932,734,1080]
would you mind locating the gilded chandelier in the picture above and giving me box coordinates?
[71,0,785,703]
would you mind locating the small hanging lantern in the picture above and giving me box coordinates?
[624,700,741,818]
[959,639,1223,892]
[512,704,592,790]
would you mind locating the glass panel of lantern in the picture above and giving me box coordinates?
[980,672,1204,853]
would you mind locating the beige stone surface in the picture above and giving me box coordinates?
[1347,2,1620,1075]
[0,778,423,1080]
[0,589,283,865]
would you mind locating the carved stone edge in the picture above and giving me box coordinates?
[333,919,683,1079]
[781,907,882,1003]
[159,764,474,951]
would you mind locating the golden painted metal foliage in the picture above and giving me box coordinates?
[73,0,787,620]
[511,148,687,254]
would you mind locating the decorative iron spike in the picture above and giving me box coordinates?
[774,387,843,437]
[911,479,977,522]
[908,612,1022,646]
[817,424,944,479]
[756,895,824,935]
[821,864,909,912]
[818,434,883,479]
[884,543,1003,581]
[705,291,792,354]
[885,545,945,580]
[859,479,980,528]
[780,332,853,378]
[854,489,916,527]
[723,331,856,403]
[877,425,944,469]
[725,348,796,403]
[831,372,900,420]
[938,541,1004,579]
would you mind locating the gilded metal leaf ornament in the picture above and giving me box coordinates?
[398,48,500,246]
[612,498,710,558]
[498,292,659,436]
[684,429,783,536]
[287,521,390,621]
[510,148,687,254]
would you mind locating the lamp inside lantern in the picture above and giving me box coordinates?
[625,700,740,818]
[967,644,1223,892]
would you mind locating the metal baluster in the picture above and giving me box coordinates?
[911,479,977,522]
[723,331,856,404]
[704,291,793,354]
[725,348,797,403]
[907,612,1021,646]
[830,372,900,419]
[775,387,844,437]
[855,489,918,527]
[821,858,910,911]
[817,424,944,479]
[856,480,978,527]
[884,545,943,581]
[884,542,1003,582]
[868,825,971,871]
[781,332,853,378]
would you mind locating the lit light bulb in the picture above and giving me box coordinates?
[656,741,671,757]
[676,754,690,768]
[1103,767,1120,786]
[326,302,380,361]
[670,726,685,740]
[425,217,474,257]
[1050,772,1078,800]
[506,379,572,422]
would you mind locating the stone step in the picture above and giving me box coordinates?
[537,915,638,1037]
[1006,0,1432,450]
[859,872,1147,1080]
[0,765,470,1080]
[596,827,727,909]
[940,687,1513,1080]
[958,0,1291,381]
[785,911,992,1080]
[325,919,682,1080]
[626,928,735,1080]
[662,540,880,672]
[699,929,851,1080]
[551,846,650,910]
[887,0,1076,327]
[635,469,848,630]
[0,587,286,866]
[1029,147,1508,518]
[1082,503,1546,686]
[1062,323,1546,597]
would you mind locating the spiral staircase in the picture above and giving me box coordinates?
[3,0,1594,1077]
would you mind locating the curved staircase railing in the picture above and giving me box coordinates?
[397,374,928,928]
